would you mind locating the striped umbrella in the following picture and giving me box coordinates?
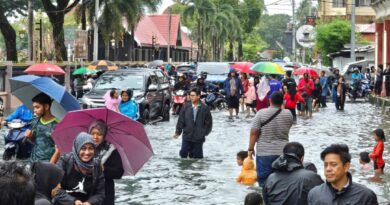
[88,60,118,71]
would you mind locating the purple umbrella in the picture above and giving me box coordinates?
[52,108,153,176]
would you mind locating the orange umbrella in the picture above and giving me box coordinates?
[24,63,65,76]
[88,60,118,71]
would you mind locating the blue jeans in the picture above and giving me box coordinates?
[180,140,204,159]
[256,155,279,187]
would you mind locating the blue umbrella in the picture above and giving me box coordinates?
[10,75,80,119]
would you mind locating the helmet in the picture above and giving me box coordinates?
[353,67,359,72]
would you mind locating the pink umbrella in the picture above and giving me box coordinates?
[293,67,319,78]
[52,108,153,176]
[231,62,259,74]
[25,63,65,76]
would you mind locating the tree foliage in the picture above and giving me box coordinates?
[257,14,290,49]
[315,19,351,66]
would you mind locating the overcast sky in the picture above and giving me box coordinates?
[157,0,305,16]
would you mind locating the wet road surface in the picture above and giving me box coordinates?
[1,101,390,204]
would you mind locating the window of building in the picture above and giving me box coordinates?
[356,56,365,61]
[333,0,345,7]
[356,0,369,6]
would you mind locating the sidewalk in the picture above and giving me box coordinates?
[368,94,390,112]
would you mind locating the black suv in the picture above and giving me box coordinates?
[80,68,172,124]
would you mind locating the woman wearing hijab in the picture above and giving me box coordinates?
[89,120,124,205]
[256,76,270,111]
[54,132,105,205]
[32,161,64,205]
[119,89,139,120]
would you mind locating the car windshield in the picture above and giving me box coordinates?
[197,63,229,75]
[94,73,144,90]
[177,66,193,72]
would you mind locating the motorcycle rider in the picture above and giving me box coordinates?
[173,74,189,115]
[1,104,33,159]
[352,67,364,97]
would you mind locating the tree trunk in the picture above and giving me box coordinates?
[228,41,233,61]
[51,16,67,61]
[81,3,86,30]
[238,38,243,61]
[197,18,201,62]
[0,6,17,61]
[105,40,110,60]
[42,0,80,62]
[131,26,135,61]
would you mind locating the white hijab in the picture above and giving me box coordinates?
[257,76,270,101]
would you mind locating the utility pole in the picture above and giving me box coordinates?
[93,0,99,61]
[167,7,172,63]
[350,0,356,62]
[35,19,42,62]
[292,0,296,62]
[28,0,33,61]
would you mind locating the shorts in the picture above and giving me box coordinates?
[245,102,256,108]
[374,161,385,171]
[256,155,279,187]
[227,96,239,109]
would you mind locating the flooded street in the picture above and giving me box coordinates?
[1,101,390,204]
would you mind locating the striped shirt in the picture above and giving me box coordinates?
[251,107,293,156]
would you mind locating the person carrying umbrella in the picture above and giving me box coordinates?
[174,88,213,159]
[25,93,60,163]
[89,120,124,205]
[54,132,105,205]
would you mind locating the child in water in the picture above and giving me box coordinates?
[236,151,248,166]
[369,129,385,175]
[237,154,257,186]
[359,151,373,173]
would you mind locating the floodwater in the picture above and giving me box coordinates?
[1,102,390,204]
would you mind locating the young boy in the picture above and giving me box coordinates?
[25,93,60,163]
[360,151,373,172]
[237,151,248,166]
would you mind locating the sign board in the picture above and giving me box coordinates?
[306,16,316,26]
[74,30,88,59]
[296,25,315,48]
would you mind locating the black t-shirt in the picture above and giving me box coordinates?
[62,167,94,202]
[282,78,296,89]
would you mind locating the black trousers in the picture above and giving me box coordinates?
[375,81,382,95]
[336,95,345,110]
[320,96,327,107]
[287,108,296,121]
[180,139,204,159]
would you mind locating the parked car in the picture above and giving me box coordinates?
[196,62,230,88]
[80,68,172,124]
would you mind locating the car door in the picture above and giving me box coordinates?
[155,71,167,113]
[145,74,161,119]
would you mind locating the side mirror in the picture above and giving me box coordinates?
[148,84,158,91]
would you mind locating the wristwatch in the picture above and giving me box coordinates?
[248,148,254,152]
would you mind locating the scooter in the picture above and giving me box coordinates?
[348,79,371,101]
[203,89,228,110]
[172,90,187,115]
[3,119,32,160]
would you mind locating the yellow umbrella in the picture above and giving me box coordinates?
[88,60,118,71]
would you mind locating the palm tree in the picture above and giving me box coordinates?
[183,0,214,61]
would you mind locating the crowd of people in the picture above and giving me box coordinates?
[0,62,388,205]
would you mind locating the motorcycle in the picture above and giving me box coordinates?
[3,119,33,160]
[348,79,371,101]
[172,90,187,115]
[202,89,228,110]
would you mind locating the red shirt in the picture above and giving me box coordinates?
[369,140,385,168]
[242,79,249,93]
[284,93,305,109]
[298,78,314,96]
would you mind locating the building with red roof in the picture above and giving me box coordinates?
[88,14,195,62]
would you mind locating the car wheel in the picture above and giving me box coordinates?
[141,108,150,124]
[162,103,170,121]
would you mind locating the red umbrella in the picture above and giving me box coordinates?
[24,63,65,76]
[231,62,259,74]
[293,67,319,78]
